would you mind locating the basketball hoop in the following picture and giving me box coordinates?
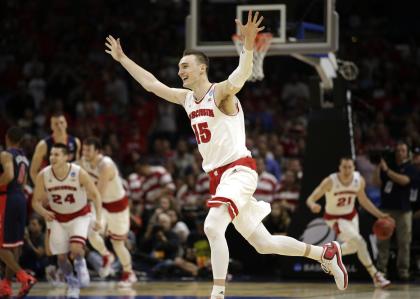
[336,59,359,81]
[232,33,273,82]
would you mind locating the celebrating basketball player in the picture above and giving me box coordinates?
[80,137,137,287]
[306,156,392,288]
[32,143,102,298]
[106,10,348,297]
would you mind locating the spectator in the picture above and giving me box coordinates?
[275,170,300,213]
[263,201,290,235]
[20,215,48,279]
[254,156,278,203]
[132,157,176,219]
[373,142,417,280]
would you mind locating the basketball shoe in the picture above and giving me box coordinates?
[118,271,137,288]
[74,257,90,288]
[320,241,348,290]
[99,252,115,278]
[373,272,391,288]
[16,269,37,298]
[0,278,12,298]
[66,274,80,299]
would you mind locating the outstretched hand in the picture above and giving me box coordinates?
[105,35,125,62]
[235,10,265,51]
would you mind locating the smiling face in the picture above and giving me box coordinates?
[49,147,68,167]
[178,54,207,89]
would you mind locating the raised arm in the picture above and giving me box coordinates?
[105,35,188,105]
[30,140,47,183]
[306,177,333,213]
[357,177,390,219]
[214,11,264,111]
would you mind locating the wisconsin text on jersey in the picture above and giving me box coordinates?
[189,108,215,120]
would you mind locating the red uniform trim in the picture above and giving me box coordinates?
[324,208,357,221]
[102,196,129,213]
[52,204,91,222]
[207,157,256,195]
[51,164,72,182]
[70,240,86,246]
[194,83,214,104]
[70,235,86,245]
[207,197,239,220]
[109,233,128,241]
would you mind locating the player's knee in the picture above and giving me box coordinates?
[253,242,270,254]
[69,243,85,258]
[204,220,223,240]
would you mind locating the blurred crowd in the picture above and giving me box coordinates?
[1,0,420,281]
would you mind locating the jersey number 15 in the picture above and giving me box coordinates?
[192,122,212,144]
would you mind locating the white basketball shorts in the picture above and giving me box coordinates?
[90,204,130,239]
[49,213,92,255]
[325,214,360,242]
[208,165,271,239]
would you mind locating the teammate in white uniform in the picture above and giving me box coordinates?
[32,143,102,298]
[306,157,392,288]
[105,11,348,297]
[80,137,137,287]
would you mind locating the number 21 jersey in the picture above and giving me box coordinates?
[325,171,362,216]
[182,84,251,172]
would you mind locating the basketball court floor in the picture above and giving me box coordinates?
[15,280,420,298]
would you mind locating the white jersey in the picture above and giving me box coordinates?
[42,163,88,214]
[182,84,251,172]
[80,156,125,203]
[325,171,362,216]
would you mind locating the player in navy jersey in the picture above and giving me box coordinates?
[30,112,81,183]
[0,127,37,298]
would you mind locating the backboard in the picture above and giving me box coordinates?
[186,0,339,57]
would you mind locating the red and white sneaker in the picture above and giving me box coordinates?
[117,271,137,288]
[0,279,12,298]
[373,272,391,288]
[16,270,37,298]
[99,253,115,278]
[320,241,348,290]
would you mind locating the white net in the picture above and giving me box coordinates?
[232,33,273,82]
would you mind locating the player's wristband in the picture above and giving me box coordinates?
[228,47,253,88]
